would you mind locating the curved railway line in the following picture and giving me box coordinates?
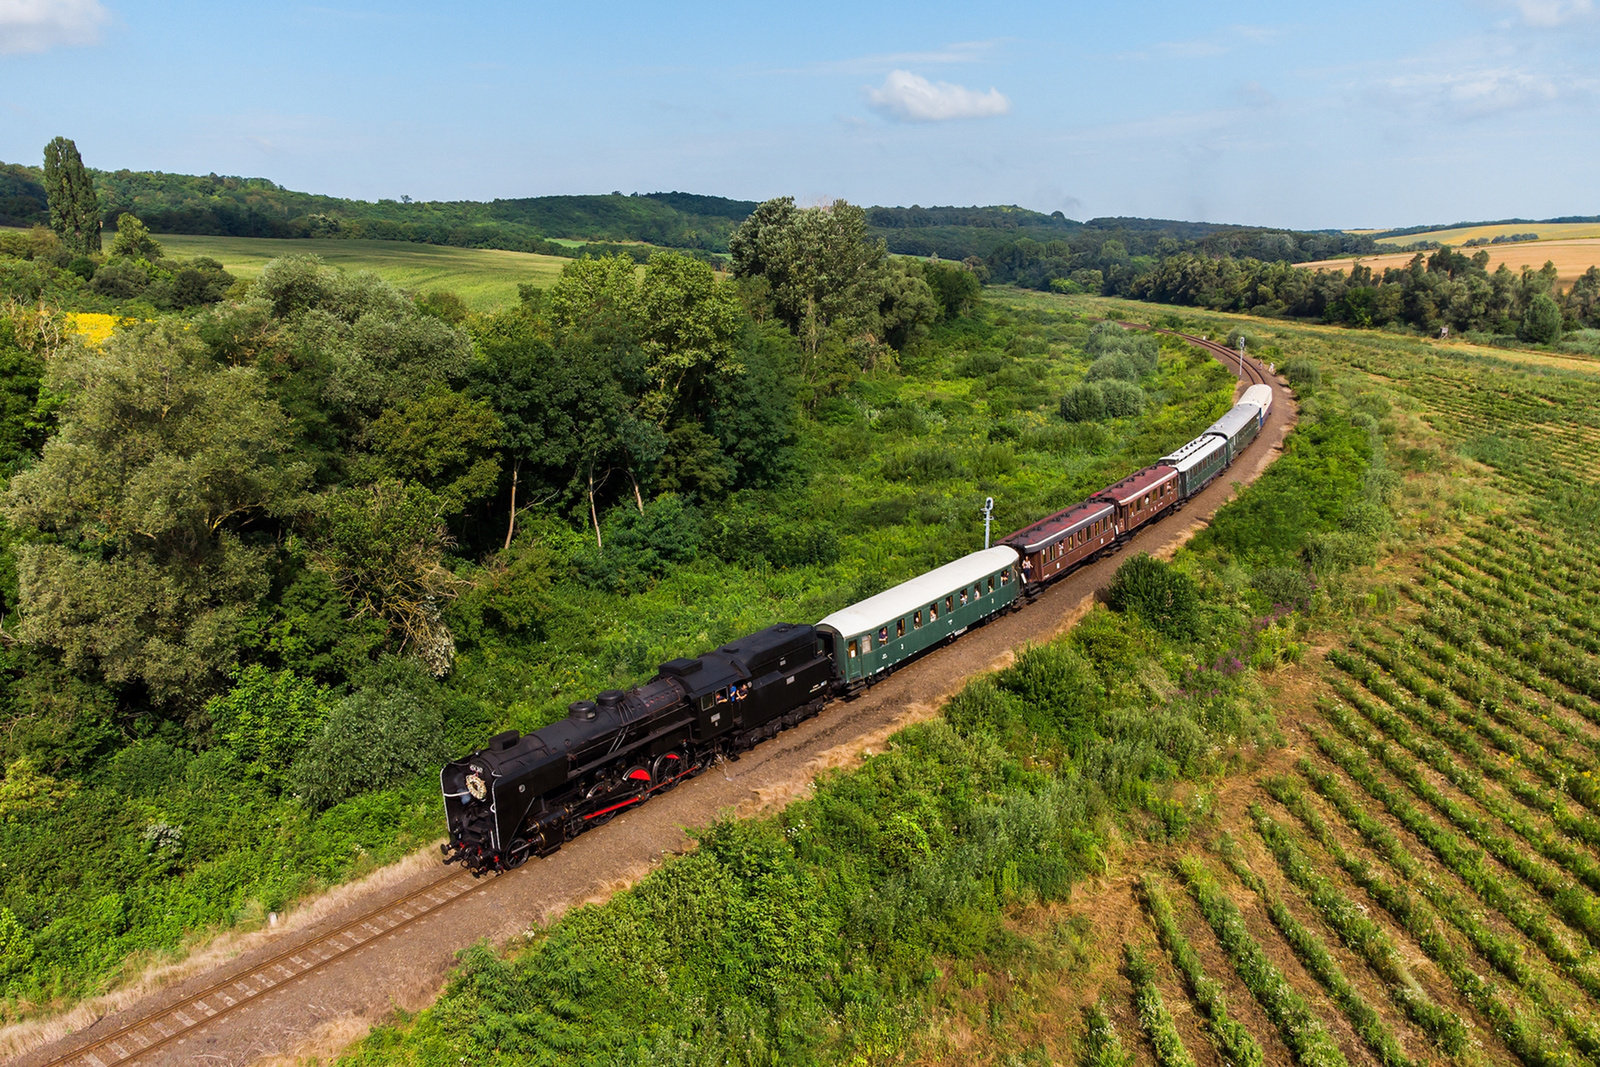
[22,329,1287,1067]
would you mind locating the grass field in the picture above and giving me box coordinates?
[1298,236,1600,283]
[150,234,570,310]
[1374,221,1600,246]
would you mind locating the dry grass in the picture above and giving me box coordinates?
[1373,221,1600,246]
[1297,236,1600,283]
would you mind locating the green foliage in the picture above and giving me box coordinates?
[207,666,333,792]
[1126,946,1197,1067]
[1142,876,1263,1067]
[1079,1001,1134,1067]
[1522,291,1564,343]
[3,320,310,705]
[307,481,459,675]
[107,213,162,260]
[0,755,78,821]
[1099,379,1145,417]
[1060,382,1106,422]
[290,659,447,810]
[41,137,100,254]
[1281,357,1320,392]
[1107,555,1199,638]
[1180,856,1350,1067]
[358,385,502,514]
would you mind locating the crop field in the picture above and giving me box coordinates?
[149,233,570,310]
[1373,222,1600,247]
[895,294,1600,1067]
[1297,237,1600,284]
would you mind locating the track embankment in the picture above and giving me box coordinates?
[13,336,1296,1067]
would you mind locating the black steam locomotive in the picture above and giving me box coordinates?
[441,623,833,872]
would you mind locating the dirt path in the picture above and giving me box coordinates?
[14,351,1297,1067]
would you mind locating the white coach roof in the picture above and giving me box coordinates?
[1160,433,1227,474]
[1204,403,1261,441]
[1240,384,1274,417]
[815,546,1019,637]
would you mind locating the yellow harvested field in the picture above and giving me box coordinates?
[1298,237,1600,284]
[1373,220,1600,246]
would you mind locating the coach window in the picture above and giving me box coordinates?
[863,635,872,653]
[946,595,954,612]
[914,611,922,629]
[848,639,858,658]
[897,619,906,637]
[1001,569,1009,585]
[929,603,938,622]
[988,576,995,593]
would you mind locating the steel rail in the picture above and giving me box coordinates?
[35,868,478,1067]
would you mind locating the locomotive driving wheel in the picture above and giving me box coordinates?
[651,751,686,791]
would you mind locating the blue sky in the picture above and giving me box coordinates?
[1,0,1596,229]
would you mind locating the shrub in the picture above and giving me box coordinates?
[880,447,961,483]
[1107,555,1199,638]
[1087,354,1140,382]
[1520,293,1563,344]
[1251,566,1315,610]
[1059,383,1105,422]
[1282,357,1320,392]
[1099,379,1145,417]
[289,660,447,810]
[973,443,1018,477]
[207,666,333,791]
[953,351,1006,377]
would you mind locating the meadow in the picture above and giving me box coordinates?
[150,233,570,310]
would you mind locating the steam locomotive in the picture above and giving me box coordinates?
[440,383,1275,874]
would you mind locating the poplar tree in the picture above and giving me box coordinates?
[41,136,101,254]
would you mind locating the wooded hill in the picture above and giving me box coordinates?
[0,158,1377,264]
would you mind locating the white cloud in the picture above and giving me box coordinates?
[0,0,109,54]
[1512,0,1593,25]
[865,70,1010,123]
[1374,66,1573,119]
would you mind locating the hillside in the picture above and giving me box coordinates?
[0,157,1379,266]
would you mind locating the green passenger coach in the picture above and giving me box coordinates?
[816,546,1021,688]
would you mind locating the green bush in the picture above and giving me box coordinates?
[1099,379,1146,417]
[289,661,447,810]
[973,443,1019,477]
[1060,383,1106,422]
[1107,555,1199,638]
[880,447,962,483]
[1087,354,1141,382]
[1520,292,1563,344]
[207,666,333,792]
[1282,357,1320,392]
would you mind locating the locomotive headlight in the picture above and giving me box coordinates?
[466,773,487,801]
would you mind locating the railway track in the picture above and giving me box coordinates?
[25,328,1281,1067]
[34,870,479,1067]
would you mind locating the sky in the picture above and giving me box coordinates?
[0,0,1597,230]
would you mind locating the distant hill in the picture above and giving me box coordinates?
[0,157,1379,266]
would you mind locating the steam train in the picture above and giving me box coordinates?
[440,383,1275,874]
